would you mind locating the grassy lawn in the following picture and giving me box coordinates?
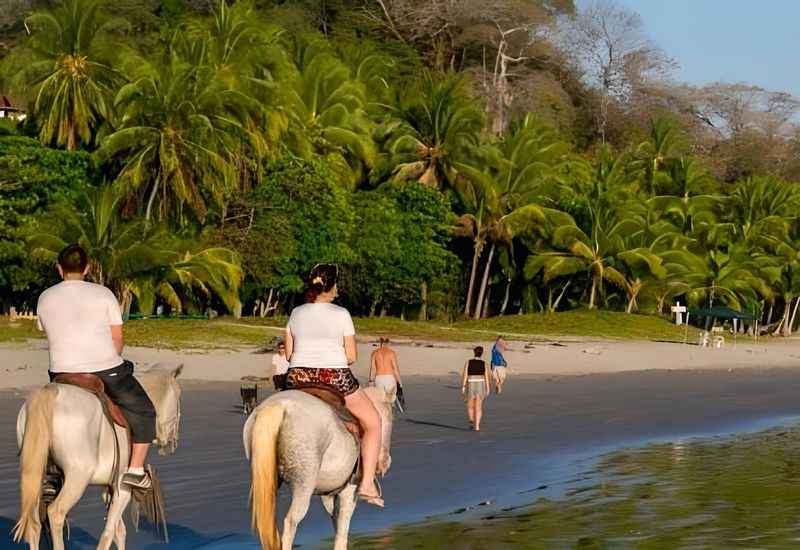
[0,310,702,350]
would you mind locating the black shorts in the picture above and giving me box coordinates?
[52,361,157,444]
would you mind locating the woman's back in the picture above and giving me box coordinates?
[467,358,486,376]
[288,302,355,369]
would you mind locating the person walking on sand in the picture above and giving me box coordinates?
[369,337,402,394]
[284,263,385,507]
[36,244,156,489]
[271,340,290,390]
[461,346,491,431]
[491,335,509,394]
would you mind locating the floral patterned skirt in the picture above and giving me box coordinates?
[286,367,360,397]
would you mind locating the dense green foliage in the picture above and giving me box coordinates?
[1,0,799,334]
[0,135,97,309]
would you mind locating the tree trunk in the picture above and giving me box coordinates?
[481,291,490,319]
[369,300,378,318]
[474,242,496,320]
[121,289,133,321]
[626,292,637,314]
[773,301,791,336]
[419,280,428,321]
[788,297,800,336]
[262,288,274,318]
[145,179,160,223]
[553,279,572,312]
[464,238,484,316]
[589,275,598,309]
[500,278,511,315]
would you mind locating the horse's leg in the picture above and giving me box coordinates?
[112,516,127,550]
[332,484,358,550]
[47,472,90,550]
[321,494,336,523]
[281,484,314,550]
[97,489,132,550]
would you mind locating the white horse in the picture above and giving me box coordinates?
[13,365,183,550]
[244,386,395,550]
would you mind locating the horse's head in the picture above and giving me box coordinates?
[363,385,396,475]
[137,364,183,456]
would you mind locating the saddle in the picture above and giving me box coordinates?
[295,384,363,440]
[52,373,129,429]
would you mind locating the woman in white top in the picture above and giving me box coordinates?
[284,264,384,507]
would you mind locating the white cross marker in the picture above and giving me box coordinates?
[671,301,687,325]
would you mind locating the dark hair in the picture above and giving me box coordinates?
[304,264,338,303]
[473,346,483,357]
[58,244,88,274]
[379,336,390,344]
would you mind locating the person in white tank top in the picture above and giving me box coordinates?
[283,264,385,507]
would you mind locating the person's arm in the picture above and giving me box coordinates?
[344,335,357,365]
[461,361,468,394]
[343,310,357,365]
[111,325,124,355]
[284,328,294,361]
[107,290,124,355]
[392,352,402,385]
[485,361,491,393]
[369,351,377,384]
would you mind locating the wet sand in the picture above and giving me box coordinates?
[4,368,800,548]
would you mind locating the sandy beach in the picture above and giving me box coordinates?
[3,338,800,548]
[3,335,800,389]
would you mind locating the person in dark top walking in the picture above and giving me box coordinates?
[461,346,491,431]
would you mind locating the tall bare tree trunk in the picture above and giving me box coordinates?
[419,280,428,321]
[774,301,791,336]
[474,242,496,320]
[552,279,572,312]
[788,296,800,336]
[589,275,598,309]
[464,238,484,316]
[499,278,511,315]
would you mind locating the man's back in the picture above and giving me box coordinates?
[37,280,123,373]
[372,346,397,375]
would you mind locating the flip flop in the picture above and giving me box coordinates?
[358,478,384,508]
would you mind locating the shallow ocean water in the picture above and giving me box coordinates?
[353,425,800,549]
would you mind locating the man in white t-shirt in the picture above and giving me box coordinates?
[36,244,156,489]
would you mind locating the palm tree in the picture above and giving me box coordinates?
[661,245,761,311]
[727,176,800,247]
[99,44,261,223]
[28,185,243,316]
[286,42,376,187]
[379,72,484,190]
[632,117,685,196]
[455,116,572,318]
[18,0,125,149]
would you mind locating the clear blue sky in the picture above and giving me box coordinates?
[577,0,800,97]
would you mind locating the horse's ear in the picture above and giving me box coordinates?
[384,385,397,403]
[172,364,184,379]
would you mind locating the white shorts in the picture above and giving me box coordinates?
[492,367,507,382]
[374,374,397,393]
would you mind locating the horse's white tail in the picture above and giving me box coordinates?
[250,401,285,550]
[13,384,58,543]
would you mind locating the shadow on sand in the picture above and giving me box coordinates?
[1,515,99,549]
[403,418,469,431]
